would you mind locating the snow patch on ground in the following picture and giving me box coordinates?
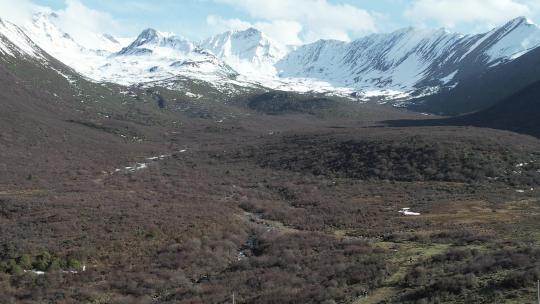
[114,150,187,175]
[185,92,203,99]
[399,208,421,216]
[24,265,86,276]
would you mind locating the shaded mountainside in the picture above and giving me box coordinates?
[386,79,540,139]
[456,79,540,137]
[411,44,540,115]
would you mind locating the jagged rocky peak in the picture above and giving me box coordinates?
[505,16,535,27]
[479,16,540,64]
[119,28,196,55]
[489,16,538,37]
[236,27,263,38]
[132,28,161,46]
[201,27,289,64]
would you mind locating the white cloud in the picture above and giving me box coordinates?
[207,15,303,45]
[405,0,532,28]
[211,0,377,44]
[0,0,122,48]
[55,0,121,47]
[255,20,303,46]
[0,0,43,23]
[207,15,252,31]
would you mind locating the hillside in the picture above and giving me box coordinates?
[386,78,540,139]
[456,80,540,137]
[411,43,540,115]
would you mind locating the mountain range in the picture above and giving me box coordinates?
[1,12,540,118]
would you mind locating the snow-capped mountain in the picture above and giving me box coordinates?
[277,28,462,90]
[106,28,238,85]
[200,28,289,75]
[118,28,196,56]
[12,13,239,86]
[3,12,540,103]
[0,18,45,60]
[276,17,540,96]
[24,13,125,57]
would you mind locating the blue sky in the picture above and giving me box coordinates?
[8,0,540,45]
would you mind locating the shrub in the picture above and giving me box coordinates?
[33,252,52,271]
[67,258,82,270]
[17,254,32,270]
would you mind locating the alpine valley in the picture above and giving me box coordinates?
[2,7,540,304]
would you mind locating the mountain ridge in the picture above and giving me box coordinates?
[3,13,540,111]
[277,16,540,94]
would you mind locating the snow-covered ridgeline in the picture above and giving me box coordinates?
[2,12,540,100]
[0,18,45,59]
[276,17,540,92]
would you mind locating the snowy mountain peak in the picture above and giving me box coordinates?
[481,16,540,64]
[0,17,44,59]
[131,28,162,46]
[200,27,289,75]
[25,12,126,55]
[236,27,263,38]
[118,28,195,56]
[504,16,535,28]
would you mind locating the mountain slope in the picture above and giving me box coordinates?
[0,26,146,186]
[410,35,540,115]
[454,80,540,137]
[0,18,46,60]
[385,79,540,139]
[276,28,462,90]
[200,28,289,75]
[276,17,540,99]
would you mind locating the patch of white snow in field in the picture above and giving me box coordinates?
[24,270,45,275]
[399,208,421,216]
[146,154,170,161]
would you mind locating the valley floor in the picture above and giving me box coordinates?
[1,76,540,303]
